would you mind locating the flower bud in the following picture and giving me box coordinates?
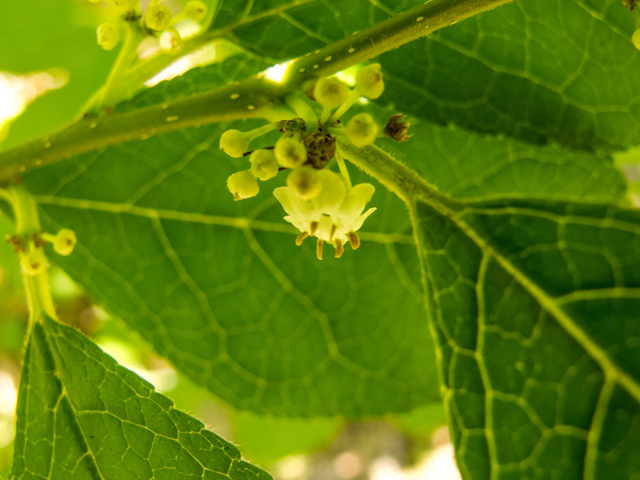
[346,113,378,148]
[159,29,183,55]
[220,130,251,158]
[355,63,384,99]
[275,137,307,169]
[97,23,120,51]
[633,29,640,51]
[53,229,77,256]
[145,4,172,31]
[250,149,279,181]
[314,77,350,109]
[21,249,47,276]
[227,170,259,201]
[287,167,323,200]
[183,0,207,21]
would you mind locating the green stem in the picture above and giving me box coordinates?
[6,184,58,322]
[336,138,459,214]
[0,0,514,184]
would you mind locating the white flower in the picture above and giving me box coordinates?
[273,169,376,259]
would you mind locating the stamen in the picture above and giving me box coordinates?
[329,223,338,241]
[347,231,360,250]
[296,231,309,246]
[335,239,344,258]
[310,221,320,235]
[316,239,324,260]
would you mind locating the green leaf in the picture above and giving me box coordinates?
[416,197,640,478]
[208,0,426,59]
[337,141,640,479]
[379,0,640,151]
[11,315,272,480]
[22,122,438,417]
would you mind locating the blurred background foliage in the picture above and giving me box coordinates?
[0,1,456,479]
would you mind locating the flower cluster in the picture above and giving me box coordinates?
[9,229,77,276]
[95,0,208,55]
[219,63,406,260]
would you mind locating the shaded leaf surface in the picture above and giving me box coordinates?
[11,315,272,480]
[379,0,640,151]
[415,196,640,479]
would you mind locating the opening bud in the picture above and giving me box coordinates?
[355,63,384,99]
[287,167,323,200]
[53,229,77,256]
[250,149,279,181]
[159,29,183,54]
[146,4,172,31]
[97,23,120,51]
[21,249,47,276]
[275,136,307,169]
[314,77,350,109]
[227,170,259,201]
[346,113,378,148]
[183,0,208,21]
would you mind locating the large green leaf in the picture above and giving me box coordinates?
[379,0,640,151]
[23,120,437,417]
[11,314,271,480]
[414,196,640,479]
[209,0,426,59]
[335,139,640,479]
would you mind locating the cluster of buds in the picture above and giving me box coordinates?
[8,229,77,276]
[219,63,409,260]
[95,0,208,55]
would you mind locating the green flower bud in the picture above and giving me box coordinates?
[220,130,251,158]
[227,170,259,201]
[275,136,307,169]
[633,29,640,51]
[53,229,77,256]
[287,167,323,200]
[183,0,207,21]
[314,77,350,109]
[97,23,120,51]
[346,113,379,148]
[145,4,172,31]
[21,249,47,276]
[159,28,183,55]
[250,149,279,181]
[355,63,384,99]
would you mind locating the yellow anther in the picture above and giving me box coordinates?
[335,239,344,258]
[296,231,309,246]
[310,221,320,235]
[316,238,324,260]
[329,223,338,241]
[347,231,360,250]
